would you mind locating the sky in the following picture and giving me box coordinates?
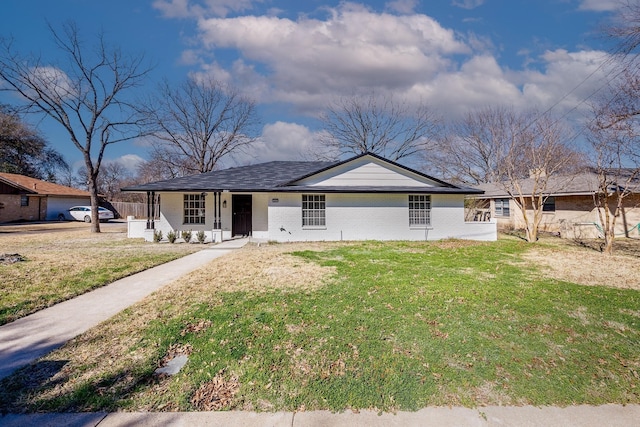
[0,0,623,175]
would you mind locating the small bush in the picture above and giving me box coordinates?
[196,230,206,244]
[153,229,163,243]
[167,230,177,243]
[181,230,192,243]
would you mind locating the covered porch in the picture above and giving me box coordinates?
[127,191,269,242]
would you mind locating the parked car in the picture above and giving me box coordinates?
[67,206,115,223]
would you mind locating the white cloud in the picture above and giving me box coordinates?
[104,154,146,174]
[168,2,617,127]
[578,0,620,12]
[29,66,75,101]
[451,0,485,10]
[233,121,321,164]
[195,3,469,106]
[519,49,613,111]
[386,0,418,14]
[114,154,145,171]
[153,0,258,18]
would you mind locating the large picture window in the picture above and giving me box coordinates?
[302,194,325,227]
[184,193,205,224]
[495,198,510,217]
[409,195,431,226]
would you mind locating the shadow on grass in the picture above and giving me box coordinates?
[0,358,161,413]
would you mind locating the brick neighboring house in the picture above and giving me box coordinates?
[0,173,91,223]
[472,171,640,239]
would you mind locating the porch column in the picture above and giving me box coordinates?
[217,191,222,229]
[213,191,221,229]
[146,191,156,230]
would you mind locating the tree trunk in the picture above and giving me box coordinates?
[603,228,615,255]
[87,175,102,233]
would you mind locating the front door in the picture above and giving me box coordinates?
[232,194,252,237]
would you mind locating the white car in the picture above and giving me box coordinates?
[67,206,115,223]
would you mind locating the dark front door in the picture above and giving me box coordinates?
[232,194,252,237]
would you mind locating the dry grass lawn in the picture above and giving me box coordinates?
[0,222,201,325]
[0,234,638,412]
[521,235,640,290]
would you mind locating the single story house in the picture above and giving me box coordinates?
[123,153,496,242]
[0,172,92,223]
[472,171,640,239]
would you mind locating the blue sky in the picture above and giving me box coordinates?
[0,0,621,174]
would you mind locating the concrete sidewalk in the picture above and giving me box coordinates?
[1,404,639,426]
[0,238,250,380]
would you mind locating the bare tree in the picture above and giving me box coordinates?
[505,113,583,242]
[587,78,640,255]
[606,1,640,58]
[0,22,151,231]
[319,93,441,162]
[97,162,132,201]
[143,76,259,176]
[136,150,185,182]
[582,1,640,254]
[435,106,581,242]
[429,106,516,185]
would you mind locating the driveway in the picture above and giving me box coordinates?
[0,220,127,234]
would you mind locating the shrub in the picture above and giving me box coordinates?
[196,230,206,244]
[167,230,177,243]
[153,229,163,243]
[181,230,192,243]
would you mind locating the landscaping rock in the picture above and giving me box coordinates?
[0,253,25,265]
[154,355,188,376]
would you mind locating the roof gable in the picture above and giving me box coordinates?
[289,154,443,188]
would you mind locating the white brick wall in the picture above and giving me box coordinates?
[131,191,496,242]
[268,193,496,242]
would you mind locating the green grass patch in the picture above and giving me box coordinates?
[0,229,200,325]
[1,240,638,412]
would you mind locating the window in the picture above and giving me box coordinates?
[20,195,29,207]
[495,198,510,217]
[543,196,556,212]
[409,195,431,226]
[184,194,205,224]
[302,194,325,227]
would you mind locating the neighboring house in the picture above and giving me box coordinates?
[123,153,496,242]
[0,173,91,223]
[472,171,640,239]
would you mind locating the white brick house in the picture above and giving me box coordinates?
[123,153,496,242]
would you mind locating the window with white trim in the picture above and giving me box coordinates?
[302,194,325,227]
[184,193,205,224]
[20,195,29,207]
[495,198,510,217]
[409,195,431,226]
[542,196,556,212]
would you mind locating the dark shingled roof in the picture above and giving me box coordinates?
[122,154,483,195]
[122,161,336,192]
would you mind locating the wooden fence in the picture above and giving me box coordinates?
[109,201,159,219]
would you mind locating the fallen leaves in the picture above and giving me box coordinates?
[191,370,240,411]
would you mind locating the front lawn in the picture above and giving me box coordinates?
[0,239,638,412]
[0,225,200,325]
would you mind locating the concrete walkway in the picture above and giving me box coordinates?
[1,404,639,426]
[0,238,250,380]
